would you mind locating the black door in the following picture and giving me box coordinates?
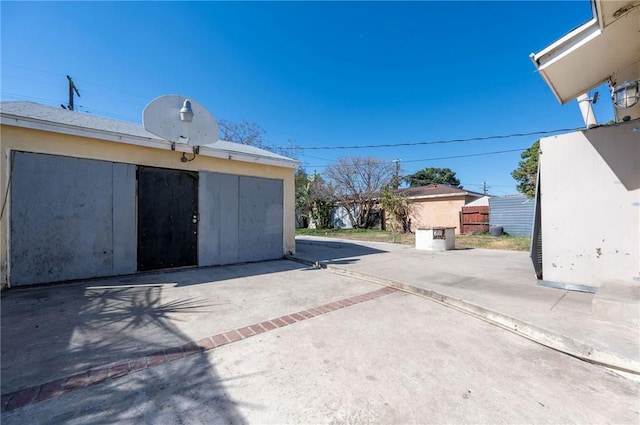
[137,166,198,271]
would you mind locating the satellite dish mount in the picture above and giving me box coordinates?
[142,95,219,159]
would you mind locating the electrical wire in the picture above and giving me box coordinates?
[302,148,528,168]
[401,148,527,163]
[1,62,148,100]
[279,129,580,151]
[1,61,578,155]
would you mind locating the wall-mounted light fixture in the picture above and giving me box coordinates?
[180,99,194,122]
[611,80,640,109]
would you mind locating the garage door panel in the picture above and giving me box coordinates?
[238,176,283,263]
[112,163,137,275]
[10,152,114,285]
[199,172,239,266]
[218,175,240,265]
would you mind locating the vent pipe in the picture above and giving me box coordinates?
[577,93,598,128]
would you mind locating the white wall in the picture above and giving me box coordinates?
[540,120,640,288]
[332,206,354,229]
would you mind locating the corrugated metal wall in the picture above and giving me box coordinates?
[489,195,535,237]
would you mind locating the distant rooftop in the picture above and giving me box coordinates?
[0,101,297,168]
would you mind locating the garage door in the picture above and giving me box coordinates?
[10,152,136,286]
[198,173,283,266]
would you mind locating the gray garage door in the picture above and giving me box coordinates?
[10,152,136,286]
[199,172,284,266]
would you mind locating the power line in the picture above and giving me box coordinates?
[283,129,578,151]
[303,148,528,168]
[0,61,66,78]
[0,61,577,154]
[401,148,526,163]
[1,92,139,122]
[465,182,516,188]
[1,62,148,100]
[1,91,61,104]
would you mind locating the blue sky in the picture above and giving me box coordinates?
[1,1,613,194]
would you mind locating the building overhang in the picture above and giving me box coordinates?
[530,0,640,120]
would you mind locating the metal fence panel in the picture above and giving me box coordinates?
[489,195,535,237]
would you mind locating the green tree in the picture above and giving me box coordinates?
[404,167,462,188]
[511,140,540,198]
[380,185,412,235]
[295,169,336,229]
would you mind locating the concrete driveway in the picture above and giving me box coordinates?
[2,253,639,424]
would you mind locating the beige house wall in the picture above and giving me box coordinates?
[409,196,467,234]
[539,120,640,288]
[0,125,296,286]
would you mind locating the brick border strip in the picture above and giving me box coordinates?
[1,286,396,412]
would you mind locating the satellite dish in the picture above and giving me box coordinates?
[142,95,219,147]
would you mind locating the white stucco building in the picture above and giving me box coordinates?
[530,0,639,324]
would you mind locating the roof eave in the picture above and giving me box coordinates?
[530,17,602,105]
[1,113,299,169]
[406,192,471,201]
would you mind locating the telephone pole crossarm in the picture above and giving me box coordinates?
[66,75,80,111]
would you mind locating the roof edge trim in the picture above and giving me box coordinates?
[0,114,299,169]
[404,192,477,201]
[530,17,602,104]
[531,18,600,69]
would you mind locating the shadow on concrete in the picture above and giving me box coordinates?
[0,261,316,421]
[4,353,254,424]
[294,239,387,264]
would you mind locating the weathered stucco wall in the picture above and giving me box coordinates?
[410,197,467,234]
[539,120,640,288]
[0,125,295,287]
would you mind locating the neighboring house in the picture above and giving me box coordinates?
[329,202,379,230]
[489,195,535,237]
[398,184,484,234]
[465,196,490,207]
[331,205,354,229]
[530,0,639,322]
[0,101,298,288]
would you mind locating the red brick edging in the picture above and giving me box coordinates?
[1,286,396,412]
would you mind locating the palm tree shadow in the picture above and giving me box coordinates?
[3,354,266,424]
[2,282,252,423]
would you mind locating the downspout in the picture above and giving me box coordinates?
[577,93,598,128]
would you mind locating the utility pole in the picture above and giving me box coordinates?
[482,181,490,195]
[391,159,401,189]
[64,75,80,111]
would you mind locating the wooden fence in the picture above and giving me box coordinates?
[460,206,489,234]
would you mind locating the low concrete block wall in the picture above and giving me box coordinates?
[415,228,455,251]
